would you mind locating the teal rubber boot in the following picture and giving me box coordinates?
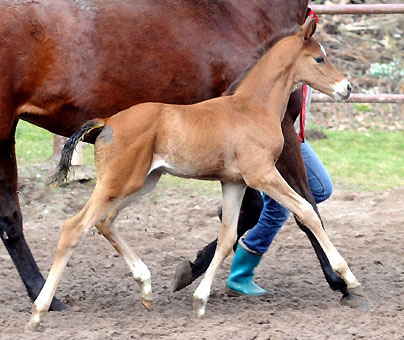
[226,243,267,296]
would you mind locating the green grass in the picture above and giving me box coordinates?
[16,120,96,167]
[15,121,404,191]
[15,121,54,165]
[310,129,404,191]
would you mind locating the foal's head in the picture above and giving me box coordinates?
[290,15,351,101]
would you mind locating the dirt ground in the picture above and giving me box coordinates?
[1,164,404,340]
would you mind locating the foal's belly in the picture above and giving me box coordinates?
[147,154,243,182]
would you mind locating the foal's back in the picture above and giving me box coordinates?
[97,93,282,184]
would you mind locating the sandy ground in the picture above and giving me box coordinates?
[1,164,403,340]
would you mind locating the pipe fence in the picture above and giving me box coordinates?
[310,3,404,103]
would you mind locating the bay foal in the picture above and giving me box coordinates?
[28,16,357,330]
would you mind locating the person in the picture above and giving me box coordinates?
[226,80,333,296]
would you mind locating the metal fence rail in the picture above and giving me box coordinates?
[312,93,404,103]
[310,4,404,15]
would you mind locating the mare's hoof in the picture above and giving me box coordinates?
[173,260,193,292]
[142,299,153,311]
[49,297,66,311]
[340,286,372,310]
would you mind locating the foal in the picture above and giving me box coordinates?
[28,16,357,330]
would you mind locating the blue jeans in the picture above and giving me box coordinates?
[243,142,333,254]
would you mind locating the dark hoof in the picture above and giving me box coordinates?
[49,297,67,311]
[173,260,194,292]
[340,286,372,310]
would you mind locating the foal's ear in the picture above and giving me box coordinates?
[301,14,317,41]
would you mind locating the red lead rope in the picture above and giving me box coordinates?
[299,84,308,143]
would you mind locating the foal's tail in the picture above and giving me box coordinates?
[49,118,106,187]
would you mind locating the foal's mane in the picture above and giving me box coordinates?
[225,26,300,95]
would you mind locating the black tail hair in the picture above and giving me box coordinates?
[49,119,106,187]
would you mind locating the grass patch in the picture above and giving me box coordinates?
[310,129,404,191]
[15,121,54,166]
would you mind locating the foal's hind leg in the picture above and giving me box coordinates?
[95,171,163,311]
[27,190,118,331]
[193,182,246,318]
[96,214,153,310]
[243,165,361,291]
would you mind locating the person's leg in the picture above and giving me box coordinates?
[226,195,289,295]
[242,195,290,254]
[300,142,333,204]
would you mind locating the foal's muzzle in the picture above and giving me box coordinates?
[333,80,352,101]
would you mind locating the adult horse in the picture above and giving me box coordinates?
[0,0,366,310]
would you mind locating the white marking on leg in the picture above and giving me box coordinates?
[193,277,210,317]
[131,259,152,300]
[193,182,246,318]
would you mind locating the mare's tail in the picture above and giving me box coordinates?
[49,118,106,187]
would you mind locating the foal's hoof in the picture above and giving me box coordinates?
[25,320,42,333]
[340,286,372,310]
[173,260,193,292]
[193,296,206,319]
[25,304,45,332]
[142,299,153,311]
[49,297,66,311]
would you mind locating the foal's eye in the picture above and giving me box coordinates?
[315,57,324,64]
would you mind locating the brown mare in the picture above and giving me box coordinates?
[0,0,366,314]
[27,16,358,330]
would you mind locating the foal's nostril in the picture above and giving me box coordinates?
[347,83,352,93]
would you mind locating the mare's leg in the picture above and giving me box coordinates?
[193,182,246,318]
[278,119,348,291]
[242,164,361,294]
[173,187,262,291]
[0,122,64,310]
[278,119,369,307]
[95,171,163,310]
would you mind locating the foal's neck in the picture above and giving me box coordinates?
[233,40,298,121]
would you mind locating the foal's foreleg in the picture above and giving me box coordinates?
[244,166,361,291]
[193,182,246,318]
[173,187,262,292]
